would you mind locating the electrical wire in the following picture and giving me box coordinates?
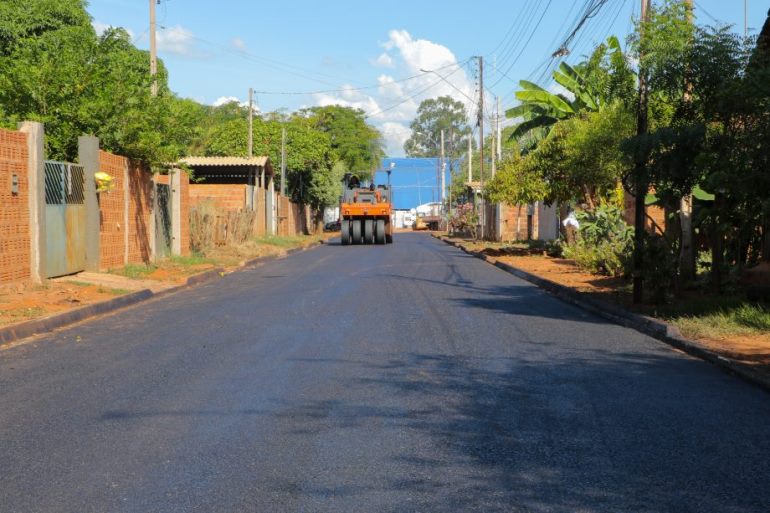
[251,61,467,96]
[490,0,555,89]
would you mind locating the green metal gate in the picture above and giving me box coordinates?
[155,182,172,259]
[44,161,86,278]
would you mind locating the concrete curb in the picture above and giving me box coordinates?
[0,289,153,345]
[437,235,770,393]
[0,239,329,348]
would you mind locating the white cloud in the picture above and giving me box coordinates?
[380,122,412,156]
[157,25,195,56]
[371,52,395,68]
[313,29,475,157]
[231,37,246,50]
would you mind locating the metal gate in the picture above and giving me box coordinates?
[155,183,172,258]
[44,161,86,278]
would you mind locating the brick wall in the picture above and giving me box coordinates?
[499,203,539,241]
[624,191,666,235]
[98,151,126,270]
[98,151,154,269]
[0,128,30,283]
[189,184,246,211]
[127,161,152,264]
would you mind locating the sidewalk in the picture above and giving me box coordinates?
[0,233,334,346]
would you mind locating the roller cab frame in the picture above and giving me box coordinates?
[339,173,393,245]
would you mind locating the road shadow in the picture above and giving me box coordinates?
[269,351,770,512]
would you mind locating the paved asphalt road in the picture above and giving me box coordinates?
[1,233,769,513]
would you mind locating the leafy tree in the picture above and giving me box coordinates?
[506,36,635,148]
[404,96,473,168]
[299,106,384,178]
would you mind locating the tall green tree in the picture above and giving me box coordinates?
[404,96,472,166]
[299,105,384,178]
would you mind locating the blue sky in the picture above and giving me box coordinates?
[87,0,766,160]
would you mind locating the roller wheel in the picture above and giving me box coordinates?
[364,219,374,244]
[386,232,393,244]
[340,220,351,245]
[351,219,362,244]
[375,219,386,244]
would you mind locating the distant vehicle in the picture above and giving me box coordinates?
[324,221,341,232]
[339,173,393,245]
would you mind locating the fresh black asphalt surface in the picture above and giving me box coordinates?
[1,232,769,512]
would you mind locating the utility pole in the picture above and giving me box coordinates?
[632,0,652,304]
[281,127,287,196]
[440,129,446,208]
[745,0,749,37]
[467,135,472,184]
[478,56,485,240]
[149,0,158,97]
[248,87,254,158]
[491,109,496,178]
[497,96,502,163]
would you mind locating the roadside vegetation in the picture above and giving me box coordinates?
[0,0,384,220]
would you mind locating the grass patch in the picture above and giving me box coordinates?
[96,286,130,296]
[67,280,96,288]
[113,263,157,280]
[253,235,310,248]
[0,306,45,321]
[669,302,770,339]
[168,253,212,267]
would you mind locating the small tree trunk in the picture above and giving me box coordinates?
[762,217,770,263]
[679,194,696,281]
[711,193,725,292]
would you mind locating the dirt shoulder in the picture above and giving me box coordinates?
[0,233,334,331]
[440,235,770,378]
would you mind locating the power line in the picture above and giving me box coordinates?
[364,66,467,119]
[490,0,555,88]
[251,61,466,96]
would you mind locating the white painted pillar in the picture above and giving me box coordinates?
[19,122,45,282]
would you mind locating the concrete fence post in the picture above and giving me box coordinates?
[78,136,101,272]
[170,168,182,255]
[19,122,45,283]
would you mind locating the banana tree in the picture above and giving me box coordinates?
[506,62,599,148]
[506,35,634,149]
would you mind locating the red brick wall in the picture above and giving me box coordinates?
[98,151,154,269]
[499,203,538,241]
[189,184,246,211]
[0,128,30,283]
[624,191,666,235]
[127,161,152,264]
[98,151,126,270]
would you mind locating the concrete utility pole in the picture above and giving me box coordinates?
[248,88,254,158]
[632,0,652,304]
[478,56,485,240]
[745,0,749,37]
[281,127,287,196]
[497,96,502,163]
[467,135,472,183]
[149,0,158,97]
[440,129,446,207]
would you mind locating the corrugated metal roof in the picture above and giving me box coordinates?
[179,156,269,167]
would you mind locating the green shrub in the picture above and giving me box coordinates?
[562,204,633,277]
